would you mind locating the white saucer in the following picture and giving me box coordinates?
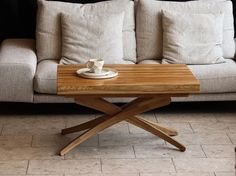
[76,68,118,79]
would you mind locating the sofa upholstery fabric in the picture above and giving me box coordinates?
[36,0,136,63]
[34,57,236,94]
[188,59,236,93]
[140,59,236,93]
[138,60,161,64]
[60,12,125,64]
[34,59,134,94]
[136,0,235,62]
[0,39,37,102]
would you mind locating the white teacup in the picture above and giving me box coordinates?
[86,59,104,74]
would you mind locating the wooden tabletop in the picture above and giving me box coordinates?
[57,64,200,96]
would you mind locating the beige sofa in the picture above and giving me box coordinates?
[0,0,236,103]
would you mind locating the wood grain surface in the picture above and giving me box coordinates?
[57,64,200,96]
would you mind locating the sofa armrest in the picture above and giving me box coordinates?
[0,39,37,102]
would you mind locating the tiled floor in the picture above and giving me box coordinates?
[0,102,235,176]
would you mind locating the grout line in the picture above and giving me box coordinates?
[200,144,208,158]
[189,122,196,134]
[226,132,234,144]
[100,158,103,173]
[127,123,131,134]
[152,112,158,123]
[26,160,30,175]
[154,112,159,123]
[132,145,137,158]
[171,158,177,173]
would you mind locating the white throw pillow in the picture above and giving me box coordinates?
[162,10,225,65]
[136,0,235,63]
[60,12,125,64]
[36,0,136,63]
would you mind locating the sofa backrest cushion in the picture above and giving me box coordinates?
[162,10,225,64]
[60,12,125,64]
[36,0,136,63]
[136,0,235,62]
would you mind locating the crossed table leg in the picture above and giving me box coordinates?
[59,95,186,156]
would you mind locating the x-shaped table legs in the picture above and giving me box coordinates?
[59,95,186,156]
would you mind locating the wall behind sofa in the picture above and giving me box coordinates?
[0,0,235,42]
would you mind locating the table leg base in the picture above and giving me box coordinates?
[59,96,185,156]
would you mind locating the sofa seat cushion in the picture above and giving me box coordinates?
[138,60,161,64]
[35,59,236,94]
[34,60,58,94]
[34,60,135,94]
[139,59,236,93]
[0,39,37,102]
[189,59,236,93]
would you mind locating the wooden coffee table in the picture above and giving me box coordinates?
[57,64,200,156]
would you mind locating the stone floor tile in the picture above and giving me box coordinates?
[0,115,32,124]
[65,114,96,128]
[102,158,175,173]
[129,122,193,134]
[95,112,156,124]
[0,114,65,124]
[66,173,138,176]
[100,123,129,134]
[227,133,236,144]
[137,112,157,122]
[94,114,129,125]
[156,112,217,123]
[0,160,28,175]
[32,133,98,147]
[173,158,234,172]
[134,145,205,158]
[0,146,62,160]
[0,135,32,147]
[140,173,211,176]
[215,113,236,123]
[202,145,235,158]
[28,159,101,175]
[0,175,63,176]
[66,115,130,135]
[228,123,236,133]
[215,172,235,176]
[128,124,152,134]
[172,133,232,145]
[190,122,229,133]
[163,122,194,134]
[65,145,135,159]
[2,115,66,135]
[128,124,150,134]
[99,133,165,146]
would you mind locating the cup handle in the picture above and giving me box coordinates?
[86,61,92,68]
